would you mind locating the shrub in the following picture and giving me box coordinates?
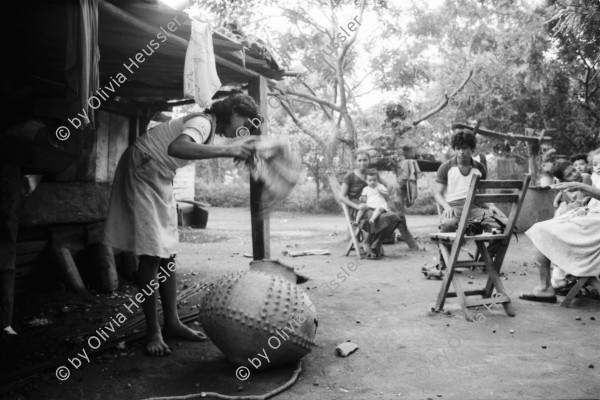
[194,173,438,215]
[195,180,249,207]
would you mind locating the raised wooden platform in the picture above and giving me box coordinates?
[18,182,112,227]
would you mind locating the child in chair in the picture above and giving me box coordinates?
[353,170,390,226]
[570,153,590,174]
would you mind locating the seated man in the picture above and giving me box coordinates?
[423,126,497,276]
[434,126,491,233]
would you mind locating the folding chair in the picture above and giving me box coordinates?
[340,202,363,257]
[561,277,595,307]
[429,175,530,321]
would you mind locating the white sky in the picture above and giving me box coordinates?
[171,0,548,110]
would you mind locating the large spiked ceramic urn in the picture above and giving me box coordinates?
[198,260,317,369]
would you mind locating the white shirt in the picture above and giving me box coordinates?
[361,184,389,211]
[436,157,487,203]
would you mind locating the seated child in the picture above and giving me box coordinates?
[354,170,390,226]
[552,160,592,217]
[570,153,590,174]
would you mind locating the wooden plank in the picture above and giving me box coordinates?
[16,252,46,266]
[19,182,113,226]
[477,180,524,189]
[213,37,244,50]
[475,194,518,203]
[173,164,195,201]
[464,296,510,308]
[477,241,512,302]
[446,289,485,298]
[341,202,362,258]
[561,277,590,308]
[435,243,454,310]
[95,110,110,182]
[16,240,49,254]
[453,123,554,143]
[455,261,486,268]
[451,275,474,321]
[431,232,507,242]
[54,247,87,294]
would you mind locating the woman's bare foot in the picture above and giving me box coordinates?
[519,285,557,303]
[522,285,556,298]
[551,278,569,289]
[164,321,207,341]
[145,331,172,356]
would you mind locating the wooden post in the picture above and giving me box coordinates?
[248,76,270,260]
[527,141,539,185]
[54,247,87,295]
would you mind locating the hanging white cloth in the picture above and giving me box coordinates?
[184,21,221,107]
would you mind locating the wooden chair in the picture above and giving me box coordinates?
[429,175,530,321]
[560,277,594,307]
[340,202,364,257]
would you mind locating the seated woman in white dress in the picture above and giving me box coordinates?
[520,148,600,303]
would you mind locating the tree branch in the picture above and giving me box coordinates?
[339,0,366,62]
[405,70,474,131]
[301,81,333,120]
[277,88,341,112]
[279,100,327,148]
[578,101,600,122]
[352,68,377,91]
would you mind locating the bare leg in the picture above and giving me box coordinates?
[534,249,554,295]
[137,255,171,356]
[369,207,384,224]
[160,258,206,341]
[354,209,365,226]
[521,249,555,298]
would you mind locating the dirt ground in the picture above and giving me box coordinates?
[2,207,599,400]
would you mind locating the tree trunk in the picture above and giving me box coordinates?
[397,215,419,250]
[315,160,320,213]
[394,179,420,251]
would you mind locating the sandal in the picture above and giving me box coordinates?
[421,265,444,279]
[366,253,378,259]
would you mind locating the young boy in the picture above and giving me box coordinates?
[353,170,390,226]
[570,153,590,174]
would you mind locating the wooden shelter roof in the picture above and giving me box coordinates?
[98,0,287,102]
[3,0,286,107]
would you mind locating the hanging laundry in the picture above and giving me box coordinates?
[399,159,421,205]
[184,21,221,108]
